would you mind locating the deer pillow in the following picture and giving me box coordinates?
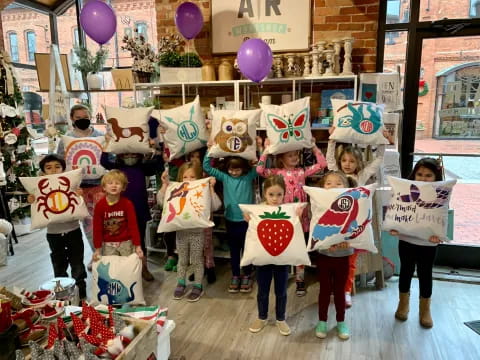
[330,99,388,145]
[208,108,260,161]
[304,184,378,253]
[19,169,89,230]
[62,135,106,180]
[261,97,313,155]
[91,253,145,305]
[104,106,154,154]
[157,177,214,233]
[239,203,311,266]
[154,95,208,160]
[382,176,456,242]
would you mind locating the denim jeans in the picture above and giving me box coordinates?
[256,264,289,321]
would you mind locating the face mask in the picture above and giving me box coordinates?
[123,157,139,166]
[74,118,91,130]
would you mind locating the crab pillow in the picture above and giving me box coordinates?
[19,169,88,230]
[261,97,313,155]
[92,253,145,305]
[62,135,106,180]
[207,108,260,160]
[330,99,388,145]
[157,178,214,233]
[304,184,378,253]
[154,96,207,161]
[382,176,456,242]
[104,106,154,154]
[239,203,310,266]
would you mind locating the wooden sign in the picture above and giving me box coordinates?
[111,69,134,90]
[34,52,72,91]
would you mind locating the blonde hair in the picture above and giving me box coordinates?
[101,170,128,190]
[177,162,203,182]
[337,145,365,174]
[275,150,300,169]
[70,104,90,118]
[262,175,286,201]
[319,171,357,188]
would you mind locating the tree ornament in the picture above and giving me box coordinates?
[419,80,429,97]
[8,197,19,212]
[4,133,17,144]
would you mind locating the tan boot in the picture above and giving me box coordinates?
[419,297,433,328]
[395,292,410,321]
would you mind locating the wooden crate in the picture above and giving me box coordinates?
[116,317,158,360]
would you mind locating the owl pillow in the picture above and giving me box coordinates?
[207,108,260,160]
[239,203,311,266]
[153,96,208,161]
[330,99,388,145]
[157,178,214,233]
[104,106,153,154]
[261,97,313,155]
[304,184,378,253]
[91,253,145,305]
[62,135,106,180]
[20,169,89,230]
[382,176,456,242]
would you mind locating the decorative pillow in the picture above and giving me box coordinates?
[261,97,313,155]
[304,184,378,253]
[154,96,207,160]
[157,178,214,233]
[91,253,145,305]
[19,169,89,230]
[382,176,456,242]
[330,99,388,145]
[104,106,153,154]
[239,203,311,266]
[62,135,106,180]
[207,108,259,160]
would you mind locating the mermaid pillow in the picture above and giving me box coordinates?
[330,99,388,145]
[382,176,456,242]
[62,135,106,180]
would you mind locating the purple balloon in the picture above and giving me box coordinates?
[175,2,203,40]
[80,0,117,45]
[237,39,273,83]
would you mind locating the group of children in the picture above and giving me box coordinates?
[30,104,443,341]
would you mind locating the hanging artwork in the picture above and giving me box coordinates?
[359,72,402,112]
[239,203,310,266]
[304,184,378,253]
[62,136,106,180]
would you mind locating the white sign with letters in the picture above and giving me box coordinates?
[211,0,310,53]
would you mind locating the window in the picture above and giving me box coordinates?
[26,31,36,62]
[135,22,147,41]
[73,27,79,47]
[387,0,401,23]
[124,27,132,38]
[8,32,19,62]
[470,0,480,17]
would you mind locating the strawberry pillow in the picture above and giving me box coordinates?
[304,184,378,253]
[239,203,310,266]
[62,135,106,180]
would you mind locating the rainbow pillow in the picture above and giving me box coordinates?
[62,135,106,180]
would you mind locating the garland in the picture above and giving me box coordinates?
[419,80,429,97]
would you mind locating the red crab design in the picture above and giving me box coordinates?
[36,176,79,219]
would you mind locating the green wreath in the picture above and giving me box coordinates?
[419,81,429,97]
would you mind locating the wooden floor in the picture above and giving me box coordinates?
[1,230,480,360]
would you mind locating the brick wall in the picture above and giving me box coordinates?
[0,0,13,49]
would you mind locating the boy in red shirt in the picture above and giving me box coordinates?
[92,170,143,261]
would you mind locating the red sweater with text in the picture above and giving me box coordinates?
[93,196,141,249]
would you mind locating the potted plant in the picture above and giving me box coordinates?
[72,46,108,90]
[122,31,159,83]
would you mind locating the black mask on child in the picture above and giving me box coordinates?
[74,118,91,130]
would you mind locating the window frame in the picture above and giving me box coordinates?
[8,31,20,62]
[135,21,148,41]
[25,30,36,62]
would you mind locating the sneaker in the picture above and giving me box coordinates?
[187,285,203,302]
[142,266,154,282]
[345,292,352,308]
[336,321,350,340]
[206,268,216,284]
[276,320,291,336]
[173,284,186,300]
[315,321,328,339]
[249,319,267,333]
[164,258,177,271]
[296,281,306,297]
[240,276,253,293]
[172,265,177,272]
[228,277,240,293]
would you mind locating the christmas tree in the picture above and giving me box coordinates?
[0,50,38,219]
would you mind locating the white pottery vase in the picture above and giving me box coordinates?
[87,73,103,90]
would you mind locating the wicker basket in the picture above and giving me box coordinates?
[134,71,152,83]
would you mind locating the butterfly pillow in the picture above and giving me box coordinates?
[20,169,89,230]
[157,178,214,233]
[330,99,388,145]
[62,135,106,180]
[382,176,456,242]
[154,95,208,161]
[239,203,311,266]
[304,184,378,253]
[207,108,260,161]
[261,97,313,155]
[104,106,154,154]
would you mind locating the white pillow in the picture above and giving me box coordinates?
[261,97,313,155]
[91,253,145,305]
[383,176,456,242]
[157,178,214,233]
[104,106,153,154]
[62,135,106,180]
[207,108,259,160]
[330,99,388,145]
[154,96,207,160]
[304,184,378,253]
[19,169,88,231]
[239,203,311,266]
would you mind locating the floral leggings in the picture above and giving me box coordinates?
[176,229,205,286]
[81,185,105,250]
